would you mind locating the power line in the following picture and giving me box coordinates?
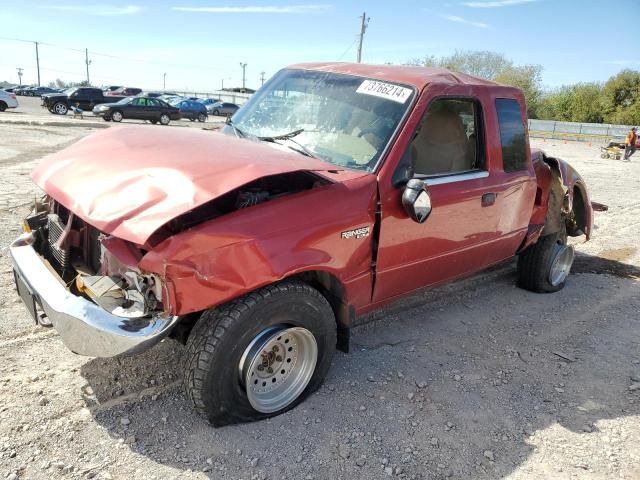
[0,35,221,73]
[337,37,358,61]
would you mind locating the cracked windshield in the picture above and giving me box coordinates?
[229,69,415,171]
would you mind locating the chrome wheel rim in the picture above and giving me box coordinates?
[240,326,317,413]
[112,111,122,122]
[549,243,575,286]
[160,114,169,124]
[54,103,67,114]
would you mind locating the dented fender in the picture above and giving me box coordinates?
[525,149,593,249]
[139,175,379,317]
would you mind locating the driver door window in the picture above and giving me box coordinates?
[411,98,483,177]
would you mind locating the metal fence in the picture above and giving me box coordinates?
[528,119,634,144]
[174,90,253,105]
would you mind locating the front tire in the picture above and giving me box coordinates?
[183,281,336,426]
[159,113,170,125]
[517,228,574,293]
[52,102,68,115]
[111,110,123,122]
[212,109,219,116]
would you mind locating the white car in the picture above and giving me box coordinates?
[0,89,19,111]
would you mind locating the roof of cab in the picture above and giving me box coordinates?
[287,62,500,90]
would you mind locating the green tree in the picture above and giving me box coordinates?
[495,65,543,118]
[568,83,604,123]
[408,50,542,116]
[409,50,513,80]
[601,69,640,125]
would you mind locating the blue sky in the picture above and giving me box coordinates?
[0,0,638,91]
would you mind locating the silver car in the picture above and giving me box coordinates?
[0,89,19,111]
[209,101,239,116]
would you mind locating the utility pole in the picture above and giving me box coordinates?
[260,71,266,86]
[356,12,370,63]
[16,68,23,86]
[34,41,41,86]
[239,62,247,91]
[85,48,91,85]
[163,72,166,90]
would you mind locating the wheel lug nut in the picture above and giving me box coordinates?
[257,365,264,371]
[273,345,279,352]
[267,367,273,374]
[276,355,282,362]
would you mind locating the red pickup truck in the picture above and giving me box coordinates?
[10,63,595,426]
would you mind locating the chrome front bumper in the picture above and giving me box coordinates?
[9,233,179,357]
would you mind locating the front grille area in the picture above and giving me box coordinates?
[47,214,70,272]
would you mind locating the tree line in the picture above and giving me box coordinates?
[408,51,640,125]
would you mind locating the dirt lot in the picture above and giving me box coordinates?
[0,124,639,480]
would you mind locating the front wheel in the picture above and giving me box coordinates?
[212,109,219,116]
[52,102,68,115]
[159,113,170,125]
[517,228,574,293]
[183,281,336,426]
[111,110,123,122]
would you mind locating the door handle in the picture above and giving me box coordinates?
[481,193,497,207]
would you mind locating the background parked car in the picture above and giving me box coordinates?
[209,101,239,116]
[43,87,126,115]
[15,86,35,96]
[172,99,208,122]
[199,98,222,112]
[0,89,19,111]
[29,87,58,97]
[93,96,180,125]
[105,87,142,97]
[103,85,122,93]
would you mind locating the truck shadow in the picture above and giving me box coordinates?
[80,252,640,479]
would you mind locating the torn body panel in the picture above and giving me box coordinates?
[521,149,594,251]
[139,175,379,319]
[31,126,355,245]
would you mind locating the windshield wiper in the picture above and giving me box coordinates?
[258,129,304,141]
[259,133,317,159]
[280,138,317,159]
[225,118,246,138]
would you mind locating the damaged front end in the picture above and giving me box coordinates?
[10,196,178,357]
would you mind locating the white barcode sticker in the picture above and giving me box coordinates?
[356,79,412,104]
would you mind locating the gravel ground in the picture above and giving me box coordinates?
[0,126,638,480]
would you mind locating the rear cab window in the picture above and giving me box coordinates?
[495,98,527,172]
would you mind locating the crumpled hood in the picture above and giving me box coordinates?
[32,126,341,245]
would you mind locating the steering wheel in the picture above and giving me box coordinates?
[357,127,380,138]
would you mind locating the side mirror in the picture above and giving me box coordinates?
[402,179,432,223]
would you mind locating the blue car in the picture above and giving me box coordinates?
[172,99,208,122]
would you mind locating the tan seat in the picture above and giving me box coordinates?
[412,110,469,175]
